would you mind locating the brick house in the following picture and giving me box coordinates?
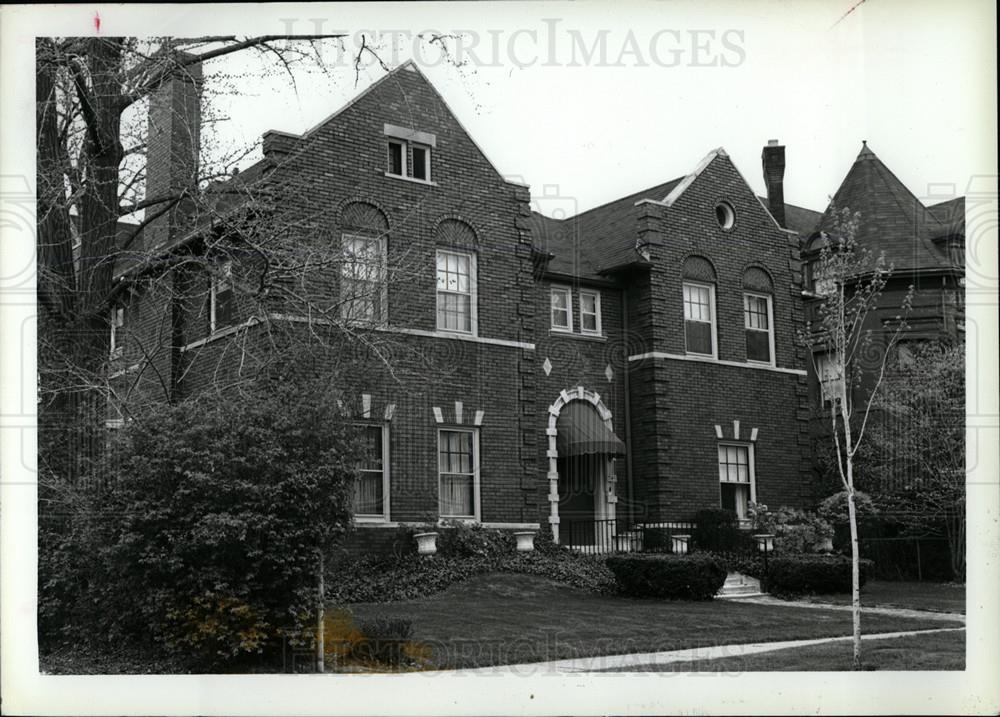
[110,60,820,553]
[798,142,965,492]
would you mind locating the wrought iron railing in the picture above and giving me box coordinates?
[560,519,698,554]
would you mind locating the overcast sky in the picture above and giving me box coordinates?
[188,0,998,217]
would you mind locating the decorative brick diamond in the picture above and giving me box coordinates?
[542,357,552,376]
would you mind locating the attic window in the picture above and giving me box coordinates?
[715,202,736,230]
[384,124,436,184]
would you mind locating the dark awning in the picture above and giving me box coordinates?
[556,401,626,456]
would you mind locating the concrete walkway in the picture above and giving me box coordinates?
[723,595,966,623]
[435,626,965,675]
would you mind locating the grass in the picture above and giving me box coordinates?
[799,580,965,614]
[337,572,961,671]
[607,629,966,672]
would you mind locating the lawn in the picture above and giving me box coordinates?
[800,580,965,614]
[336,573,961,671]
[606,629,966,672]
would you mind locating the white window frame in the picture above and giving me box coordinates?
[411,143,432,182]
[354,423,390,523]
[717,442,756,521]
[341,233,388,326]
[743,292,775,366]
[816,350,845,404]
[210,260,234,335]
[435,249,478,336]
[682,281,717,358]
[387,139,406,178]
[109,305,125,358]
[438,427,481,521]
[550,285,574,333]
[578,289,602,336]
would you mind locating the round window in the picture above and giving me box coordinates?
[715,202,736,230]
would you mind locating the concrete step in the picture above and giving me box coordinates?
[718,571,762,597]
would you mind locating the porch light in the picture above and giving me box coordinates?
[670,534,691,555]
[753,534,775,553]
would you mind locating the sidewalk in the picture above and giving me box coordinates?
[433,626,965,675]
[723,595,966,623]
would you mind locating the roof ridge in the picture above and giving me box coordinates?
[536,177,685,223]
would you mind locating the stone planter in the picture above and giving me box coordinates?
[816,536,834,553]
[514,531,536,552]
[670,534,691,555]
[413,532,438,556]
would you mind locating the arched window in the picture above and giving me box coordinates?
[434,219,478,335]
[681,256,717,357]
[339,202,389,324]
[742,267,774,365]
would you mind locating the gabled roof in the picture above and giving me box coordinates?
[811,142,956,271]
[757,197,823,236]
[530,177,683,280]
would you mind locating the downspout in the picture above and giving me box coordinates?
[621,287,635,528]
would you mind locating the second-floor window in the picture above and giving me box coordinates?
[387,140,405,177]
[109,305,125,357]
[210,261,235,334]
[683,282,716,357]
[579,290,602,335]
[551,286,573,332]
[816,351,844,403]
[436,249,476,334]
[744,293,774,364]
[341,234,387,324]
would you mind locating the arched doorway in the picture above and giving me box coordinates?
[546,387,626,550]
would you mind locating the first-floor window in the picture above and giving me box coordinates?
[718,443,754,520]
[436,250,476,334]
[438,428,479,519]
[210,260,235,333]
[355,424,389,520]
[341,234,387,324]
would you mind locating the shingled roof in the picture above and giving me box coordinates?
[810,142,957,272]
[530,177,684,280]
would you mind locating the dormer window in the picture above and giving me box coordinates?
[384,124,436,184]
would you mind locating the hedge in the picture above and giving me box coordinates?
[604,554,727,600]
[766,554,875,595]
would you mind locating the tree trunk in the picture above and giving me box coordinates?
[846,484,862,669]
[316,551,325,673]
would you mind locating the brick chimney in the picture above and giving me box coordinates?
[144,53,202,252]
[762,139,786,228]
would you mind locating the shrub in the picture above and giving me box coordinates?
[39,375,361,670]
[748,503,835,554]
[695,550,765,579]
[691,508,753,553]
[350,616,414,666]
[817,491,878,526]
[327,537,616,604]
[605,554,727,600]
[766,554,875,596]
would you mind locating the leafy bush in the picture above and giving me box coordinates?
[327,538,616,604]
[748,503,835,554]
[817,491,877,526]
[695,550,765,579]
[39,376,361,670]
[766,554,875,596]
[350,616,414,666]
[691,508,753,553]
[605,554,727,600]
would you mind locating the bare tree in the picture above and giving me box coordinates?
[800,206,913,669]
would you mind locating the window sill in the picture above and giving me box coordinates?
[549,330,607,343]
[181,318,257,352]
[384,172,437,187]
[746,360,776,368]
[354,516,390,525]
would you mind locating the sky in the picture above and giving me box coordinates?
[187,0,998,217]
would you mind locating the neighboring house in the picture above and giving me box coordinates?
[799,142,965,491]
[108,60,819,554]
